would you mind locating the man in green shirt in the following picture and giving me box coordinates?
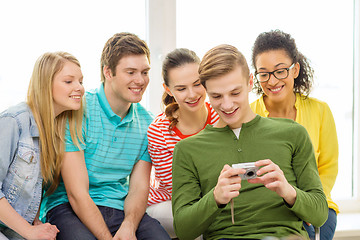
[172,44,328,240]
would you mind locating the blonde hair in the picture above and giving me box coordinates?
[199,44,250,88]
[27,52,84,195]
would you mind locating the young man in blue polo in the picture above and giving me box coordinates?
[41,33,170,240]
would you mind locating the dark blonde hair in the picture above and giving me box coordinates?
[27,52,84,195]
[199,44,249,88]
[162,48,200,131]
[100,32,150,83]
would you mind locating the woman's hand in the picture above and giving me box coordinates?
[25,223,59,240]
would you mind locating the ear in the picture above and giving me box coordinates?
[103,66,113,81]
[163,83,173,96]
[248,73,254,92]
[293,62,300,79]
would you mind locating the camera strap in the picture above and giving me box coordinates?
[231,199,235,224]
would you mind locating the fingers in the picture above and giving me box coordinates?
[217,178,241,192]
[221,164,246,179]
[219,164,244,187]
[53,224,60,233]
[214,185,240,205]
[214,164,246,205]
[221,164,232,174]
[255,170,283,184]
[254,159,272,167]
[34,223,59,239]
[250,159,296,203]
[253,159,284,179]
[249,159,285,188]
[44,222,60,233]
[223,188,240,200]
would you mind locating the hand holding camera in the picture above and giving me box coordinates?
[215,160,298,225]
[232,162,259,180]
[213,164,245,206]
[245,159,297,206]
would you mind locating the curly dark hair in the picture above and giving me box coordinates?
[251,29,313,96]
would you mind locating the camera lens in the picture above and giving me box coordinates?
[246,171,255,177]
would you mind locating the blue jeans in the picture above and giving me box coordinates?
[303,208,337,240]
[47,203,171,240]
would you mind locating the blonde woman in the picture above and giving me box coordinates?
[0,52,84,239]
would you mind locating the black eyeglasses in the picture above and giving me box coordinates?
[255,63,295,83]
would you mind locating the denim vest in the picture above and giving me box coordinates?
[0,102,42,227]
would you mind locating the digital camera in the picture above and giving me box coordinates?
[232,162,259,180]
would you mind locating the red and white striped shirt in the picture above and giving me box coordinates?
[147,102,219,205]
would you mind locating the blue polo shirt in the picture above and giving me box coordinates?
[40,84,153,221]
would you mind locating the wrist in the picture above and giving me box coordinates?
[97,230,112,240]
[213,187,224,206]
[20,223,34,239]
[283,184,297,206]
[121,218,137,233]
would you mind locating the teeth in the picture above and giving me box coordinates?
[131,88,141,92]
[187,99,199,104]
[224,109,235,114]
[70,96,81,99]
[270,86,282,92]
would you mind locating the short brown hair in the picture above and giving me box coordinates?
[199,44,249,88]
[100,32,150,82]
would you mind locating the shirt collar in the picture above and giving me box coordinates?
[122,104,135,124]
[96,83,134,125]
[241,114,261,128]
[206,115,261,132]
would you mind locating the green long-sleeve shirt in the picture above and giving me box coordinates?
[172,115,328,240]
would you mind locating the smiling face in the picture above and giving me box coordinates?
[206,66,254,129]
[104,54,150,110]
[255,49,299,103]
[52,60,84,117]
[165,63,206,113]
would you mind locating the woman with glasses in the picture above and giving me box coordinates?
[250,30,338,240]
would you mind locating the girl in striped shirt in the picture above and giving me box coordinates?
[146,48,219,238]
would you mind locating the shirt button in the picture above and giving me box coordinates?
[238,148,242,152]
